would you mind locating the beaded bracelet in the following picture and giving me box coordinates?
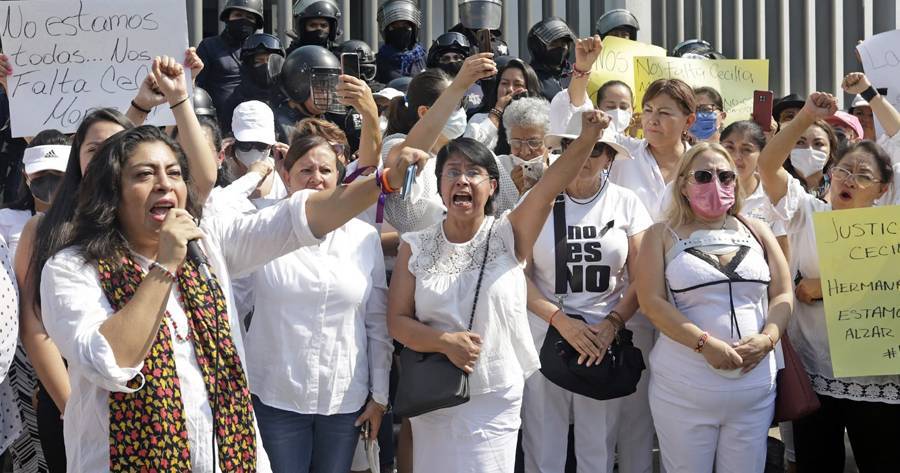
[489,108,503,120]
[607,311,625,332]
[694,332,710,353]
[571,64,591,79]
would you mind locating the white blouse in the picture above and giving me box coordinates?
[245,217,392,414]
[402,212,540,394]
[0,239,20,456]
[773,176,900,403]
[40,190,323,472]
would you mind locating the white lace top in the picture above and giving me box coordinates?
[402,212,540,395]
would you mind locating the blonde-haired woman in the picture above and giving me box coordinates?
[636,142,793,472]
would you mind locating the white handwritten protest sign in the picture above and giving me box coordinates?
[858,30,900,137]
[0,0,190,137]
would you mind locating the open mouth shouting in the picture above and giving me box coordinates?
[149,198,176,223]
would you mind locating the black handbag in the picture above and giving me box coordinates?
[393,222,495,418]
[538,194,645,401]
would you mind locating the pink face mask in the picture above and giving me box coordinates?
[687,179,735,219]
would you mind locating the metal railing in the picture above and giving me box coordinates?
[191,0,900,106]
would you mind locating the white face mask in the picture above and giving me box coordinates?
[606,108,632,134]
[379,115,389,135]
[441,107,468,140]
[234,147,270,167]
[789,147,828,178]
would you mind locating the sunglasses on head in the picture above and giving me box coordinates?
[235,141,270,152]
[560,138,612,158]
[688,169,736,185]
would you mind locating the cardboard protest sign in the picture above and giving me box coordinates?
[587,36,666,107]
[857,30,900,137]
[633,56,768,125]
[0,0,191,137]
[813,206,900,377]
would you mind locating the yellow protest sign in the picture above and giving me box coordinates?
[633,56,768,125]
[587,36,666,107]
[813,206,900,377]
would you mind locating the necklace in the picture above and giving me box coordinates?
[568,178,607,205]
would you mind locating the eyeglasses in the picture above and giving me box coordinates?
[442,168,491,183]
[830,166,881,188]
[508,138,545,151]
[687,169,736,185]
[235,141,270,152]
[696,104,720,114]
[560,138,610,158]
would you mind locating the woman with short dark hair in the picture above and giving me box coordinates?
[388,110,609,472]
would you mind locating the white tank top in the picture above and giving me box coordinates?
[650,221,777,390]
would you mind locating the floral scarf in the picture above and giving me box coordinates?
[97,253,256,472]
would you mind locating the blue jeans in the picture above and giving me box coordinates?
[252,395,362,473]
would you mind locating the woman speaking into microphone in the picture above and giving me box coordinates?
[37,125,425,472]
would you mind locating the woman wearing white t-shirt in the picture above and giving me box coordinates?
[550,36,697,472]
[521,117,652,472]
[758,79,900,471]
[638,143,793,472]
[245,134,393,473]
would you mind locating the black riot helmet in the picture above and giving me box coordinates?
[241,33,285,64]
[670,38,724,59]
[192,87,217,119]
[527,17,575,67]
[220,0,265,28]
[377,0,421,51]
[426,32,472,67]
[280,45,345,114]
[293,0,343,42]
[335,40,377,82]
[595,9,639,39]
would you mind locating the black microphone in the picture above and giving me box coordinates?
[186,239,212,281]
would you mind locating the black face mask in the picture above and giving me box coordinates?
[537,46,568,69]
[246,63,272,89]
[30,174,63,203]
[299,29,330,47]
[385,28,414,50]
[225,18,256,43]
[438,60,463,77]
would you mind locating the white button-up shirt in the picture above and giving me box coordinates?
[40,190,322,473]
[245,217,392,414]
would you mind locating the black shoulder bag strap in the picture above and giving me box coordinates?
[467,220,496,331]
[553,194,568,298]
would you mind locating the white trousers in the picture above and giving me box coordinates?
[649,374,775,473]
[522,371,624,473]
[410,379,523,473]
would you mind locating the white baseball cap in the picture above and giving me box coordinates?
[232,101,276,145]
[23,145,70,175]
[374,87,404,102]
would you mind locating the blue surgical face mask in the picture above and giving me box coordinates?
[442,107,467,140]
[690,111,719,140]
